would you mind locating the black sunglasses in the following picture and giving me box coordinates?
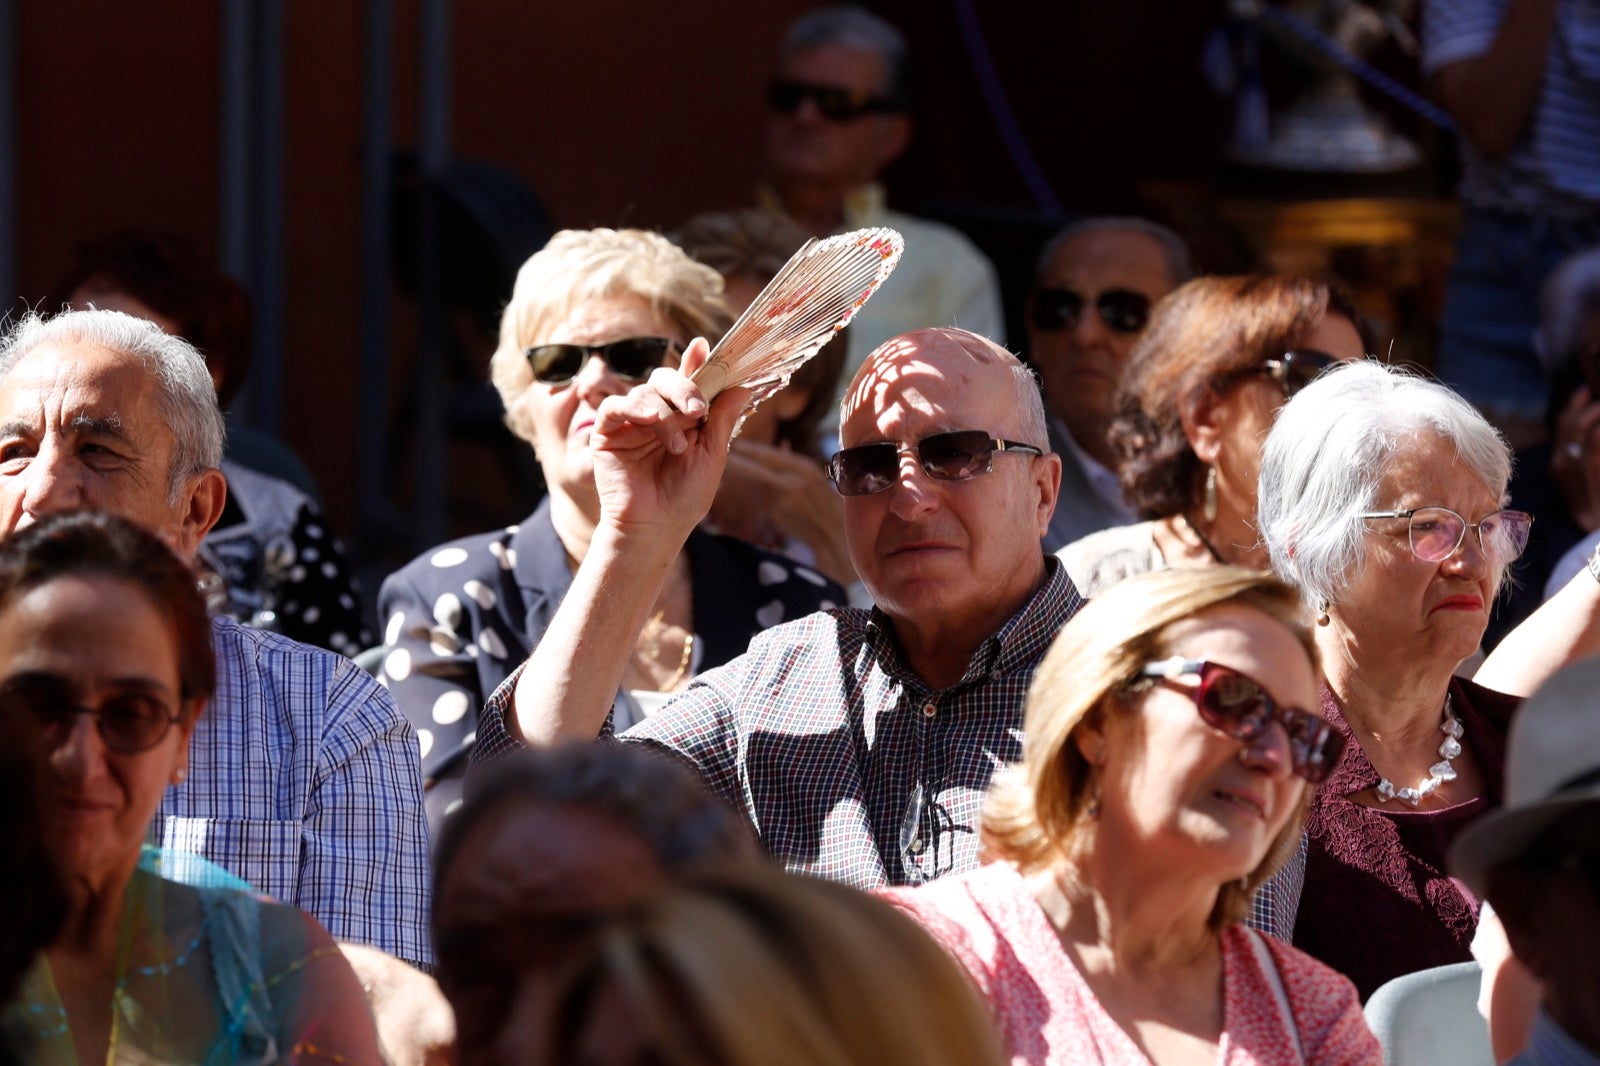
[1136,657,1345,784]
[826,429,1042,497]
[768,79,905,121]
[523,337,680,386]
[6,676,183,756]
[1249,349,1345,398]
[1030,287,1152,335]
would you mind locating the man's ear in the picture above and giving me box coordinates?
[169,468,227,559]
[1180,387,1225,468]
[1033,452,1063,540]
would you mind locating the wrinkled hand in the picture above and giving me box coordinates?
[711,438,857,586]
[591,338,751,541]
[1550,386,1600,532]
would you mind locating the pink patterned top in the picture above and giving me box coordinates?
[883,863,1381,1066]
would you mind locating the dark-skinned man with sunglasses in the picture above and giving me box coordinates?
[1028,217,1193,552]
[471,327,1082,890]
[757,7,1003,418]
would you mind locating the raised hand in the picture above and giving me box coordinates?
[589,338,752,542]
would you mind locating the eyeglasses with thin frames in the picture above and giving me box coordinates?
[1357,506,1533,565]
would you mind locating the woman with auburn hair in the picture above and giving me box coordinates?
[885,567,1381,1065]
[1058,274,1367,597]
[534,865,1006,1066]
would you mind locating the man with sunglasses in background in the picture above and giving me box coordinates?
[1027,217,1192,552]
[0,309,433,970]
[472,326,1082,891]
[757,7,1004,417]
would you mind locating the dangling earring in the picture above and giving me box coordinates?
[1086,780,1102,820]
[1202,466,1218,525]
[1316,598,1331,626]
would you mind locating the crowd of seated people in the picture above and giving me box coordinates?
[8,6,1600,1064]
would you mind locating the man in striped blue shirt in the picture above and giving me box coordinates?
[0,308,432,967]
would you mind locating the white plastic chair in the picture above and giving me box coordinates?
[1364,961,1494,1066]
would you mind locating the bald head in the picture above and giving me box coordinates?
[841,328,1047,449]
[834,328,1060,677]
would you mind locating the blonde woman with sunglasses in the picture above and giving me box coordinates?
[376,229,843,830]
[885,567,1380,1065]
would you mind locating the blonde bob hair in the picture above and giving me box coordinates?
[489,228,733,445]
[984,566,1317,930]
[540,864,1004,1066]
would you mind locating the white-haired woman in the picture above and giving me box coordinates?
[378,229,843,823]
[1257,358,1600,998]
[886,567,1380,1065]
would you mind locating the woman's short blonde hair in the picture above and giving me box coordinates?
[983,566,1317,930]
[489,228,733,444]
[541,865,1005,1066]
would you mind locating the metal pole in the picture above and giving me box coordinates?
[414,0,451,547]
[0,0,16,317]
[217,0,255,420]
[252,0,286,434]
[218,0,253,290]
[357,0,395,544]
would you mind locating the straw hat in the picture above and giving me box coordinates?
[1451,656,1600,894]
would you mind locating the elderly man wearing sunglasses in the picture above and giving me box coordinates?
[1027,217,1194,552]
[756,7,1003,411]
[471,326,1082,892]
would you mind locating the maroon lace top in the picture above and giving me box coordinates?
[1292,676,1518,1000]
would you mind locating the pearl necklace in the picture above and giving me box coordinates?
[1374,695,1463,807]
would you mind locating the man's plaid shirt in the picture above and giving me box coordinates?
[478,559,1082,891]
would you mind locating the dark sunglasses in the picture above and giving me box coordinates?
[1357,506,1533,566]
[6,676,183,756]
[1136,657,1345,784]
[523,337,679,386]
[826,429,1042,497]
[768,79,906,121]
[1030,287,1152,335]
[1248,349,1346,398]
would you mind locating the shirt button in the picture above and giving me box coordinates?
[907,837,925,854]
[922,702,937,719]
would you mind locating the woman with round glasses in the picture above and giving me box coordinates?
[1257,358,1600,997]
[377,229,843,824]
[884,567,1381,1064]
[0,511,380,1064]
[1057,274,1368,597]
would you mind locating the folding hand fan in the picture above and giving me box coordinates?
[690,226,904,419]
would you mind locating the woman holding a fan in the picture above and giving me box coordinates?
[377,228,842,824]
